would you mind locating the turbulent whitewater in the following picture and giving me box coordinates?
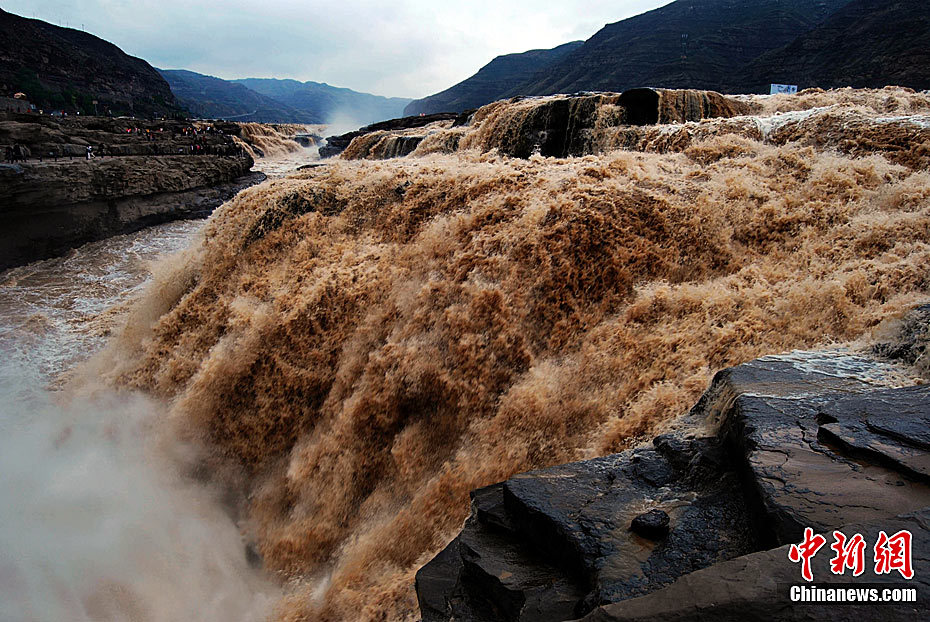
[64,87,930,620]
[0,221,281,622]
[0,142,323,620]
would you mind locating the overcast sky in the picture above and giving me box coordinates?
[5,1,671,99]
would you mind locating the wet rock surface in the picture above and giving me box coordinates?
[417,317,930,621]
[629,510,670,540]
[583,508,930,621]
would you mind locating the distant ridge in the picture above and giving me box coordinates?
[409,0,913,110]
[235,78,412,127]
[159,71,411,126]
[404,41,584,116]
[0,8,181,117]
[158,69,309,123]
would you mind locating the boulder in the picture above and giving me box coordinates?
[416,330,930,621]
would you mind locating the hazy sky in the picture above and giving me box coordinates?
[5,1,671,98]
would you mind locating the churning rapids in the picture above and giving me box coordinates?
[2,88,930,622]
[0,146,319,621]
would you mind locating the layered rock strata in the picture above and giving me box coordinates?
[0,155,256,270]
[0,113,266,269]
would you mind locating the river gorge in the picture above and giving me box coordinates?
[3,87,930,621]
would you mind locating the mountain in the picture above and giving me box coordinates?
[512,0,851,96]
[738,0,930,91]
[235,78,412,127]
[0,9,181,117]
[404,41,584,116]
[158,69,310,122]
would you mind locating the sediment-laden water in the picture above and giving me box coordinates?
[0,148,319,621]
[103,91,930,620]
[3,90,930,622]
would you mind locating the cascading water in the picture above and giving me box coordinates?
[0,142,324,619]
[3,89,930,621]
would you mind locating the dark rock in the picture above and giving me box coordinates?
[417,341,930,621]
[0,159,259,270]
[416,538,470,622]
[716,353,930,546]
[453,109,477,127]
[458,517,584,622]
[873,304,930,377]
[816,386,930,480]
[581,508,930,621]
[404,41,584,116]
[417,430,758,618]
[629,510,670,540]
[416,485,584,622]
[483,0,848,98]
[737,0,930,93]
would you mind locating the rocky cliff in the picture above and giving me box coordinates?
[0,9,182,117]
[417,305,930,620]
[0,113,259,269]
[0,155,256,270]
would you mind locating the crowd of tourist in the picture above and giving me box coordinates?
[3,123,246,164]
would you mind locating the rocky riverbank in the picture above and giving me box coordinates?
[0,113,266,270]
[0,155,259,270]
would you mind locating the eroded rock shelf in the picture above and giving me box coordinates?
[417,306,930,621]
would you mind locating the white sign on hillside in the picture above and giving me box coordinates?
[770,84,799,95]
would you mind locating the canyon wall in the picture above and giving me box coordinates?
[0,154,256,270]
[417,318,930,619]
[0,113,264,269]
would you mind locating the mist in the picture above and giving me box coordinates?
[0,365,280,621]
